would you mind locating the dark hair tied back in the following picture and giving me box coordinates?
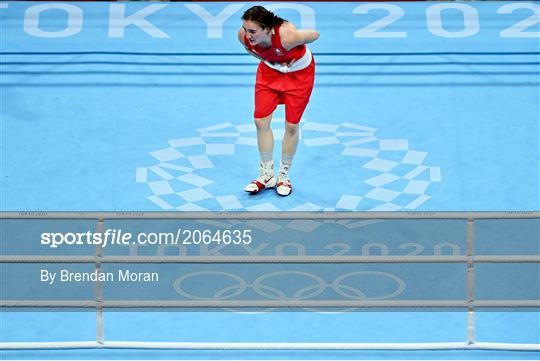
[242,6,284,29]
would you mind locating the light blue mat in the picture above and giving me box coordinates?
[1,1,538,211]
[1,1,539,359]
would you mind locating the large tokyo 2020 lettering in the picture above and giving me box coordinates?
[354,3,539,39]
[3,2,538,39]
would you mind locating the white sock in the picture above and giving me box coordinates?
[260,151,273,163]
[260,152,274,175]
[279,154,294,177]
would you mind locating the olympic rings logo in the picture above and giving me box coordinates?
[173,270,406,303]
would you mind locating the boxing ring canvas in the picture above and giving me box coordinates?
[1,1,539,360]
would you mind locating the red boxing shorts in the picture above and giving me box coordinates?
[253,59,315,124]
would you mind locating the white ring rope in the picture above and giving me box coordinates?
[2,300,539,308]
[1,341,539,351]
[2,211,539,220]
[2,255,539,263]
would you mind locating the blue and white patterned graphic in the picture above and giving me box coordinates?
[136,119,442,211]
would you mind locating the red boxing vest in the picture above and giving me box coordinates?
[244,24,306,64]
